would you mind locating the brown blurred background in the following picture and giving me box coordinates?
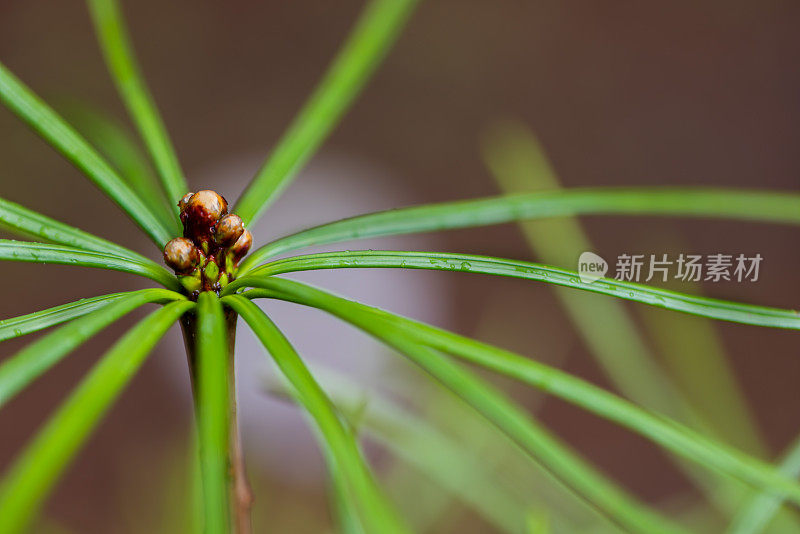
[1,1,799,532]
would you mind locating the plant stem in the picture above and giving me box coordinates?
[226,310,254,534]
[180,308,253,533]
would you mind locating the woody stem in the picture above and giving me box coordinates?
[226,310,254,534]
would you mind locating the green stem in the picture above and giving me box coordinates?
[180,305,252,533]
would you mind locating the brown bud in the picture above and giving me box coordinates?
[189,190,227,219]
[182,190,228,243]
[164,237,201,274]
[229,229,252,264]
[177,192,194,213]
[214,214,245,247]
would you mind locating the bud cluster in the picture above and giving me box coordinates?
[163,190,252,297]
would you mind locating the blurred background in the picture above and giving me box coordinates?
[1,1,799,532]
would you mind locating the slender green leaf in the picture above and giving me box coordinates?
[0,61,172,246]
[226,295,410,533]
[641,307,768,455]
[377,361,614,532]
[234,0,420,225]
[86,0,188,209]
[240,290,683,533]
[375,339,680,534]
[0,196,166,264]
[483,123,702,420]
[264,364,590,534]
[231,250,800,330]
[62,102,175,229]
[194,292,231,533]
[0,291,130,342]
[0,240,181,291]
[728,434,800,534]
[241,187,800,271]
[0,300,192,534]
[329,460,367,534]
[237,278,800,506]
[0,288,184,408]
[525,512,550,534]
[484,121,764,512]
